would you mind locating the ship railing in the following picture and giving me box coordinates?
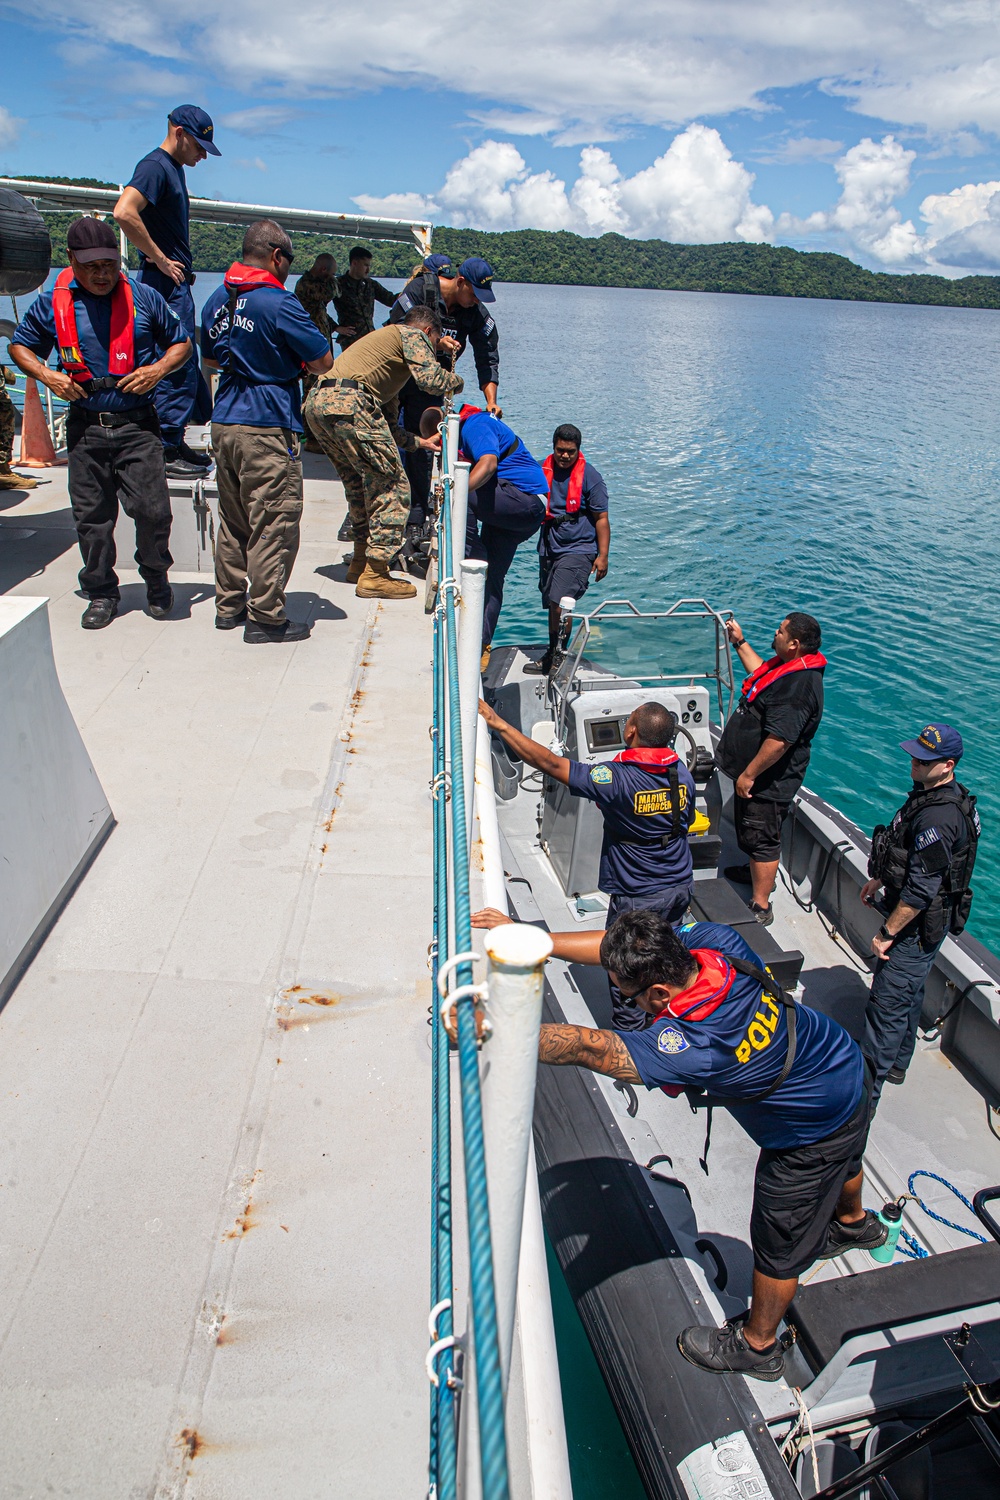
[427,411,572,1500]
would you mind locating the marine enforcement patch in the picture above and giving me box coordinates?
[590,764,613,785]
[657,1027,689,1054]
[633,786,689,816]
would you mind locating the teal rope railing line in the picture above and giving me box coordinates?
[429,601,457,1500]
[427,430,510,1500]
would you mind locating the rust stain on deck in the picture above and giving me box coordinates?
[178,1428,204,1460]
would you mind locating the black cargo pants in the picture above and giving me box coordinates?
[67,407,173,600]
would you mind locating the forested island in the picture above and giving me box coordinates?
[17,177,1000,310]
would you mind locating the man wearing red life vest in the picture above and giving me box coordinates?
[479,697,697,1027]
[525,422,610,678]
[10,217,192,630]
[715,613,826,925]
[470,906,886,1382]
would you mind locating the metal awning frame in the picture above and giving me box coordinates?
[0,178,432,252]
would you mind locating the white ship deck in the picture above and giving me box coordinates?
[0,457,434,1496]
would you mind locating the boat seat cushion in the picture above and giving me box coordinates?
[687,878,804,990]
[787,1242,1000,1372]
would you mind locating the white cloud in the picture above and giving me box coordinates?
[234,155,268,172]
[0,106,23,149]
[779,136,924,265]
[221,106,297,136]
[356,127,773,244]
[756,137,845,165]
[13,0,1000,143]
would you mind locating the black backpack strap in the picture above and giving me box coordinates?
[225,284,240,373]
[701,956,798,1107]
[665,762,681,844]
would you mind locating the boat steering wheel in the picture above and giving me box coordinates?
[673,724,698,771]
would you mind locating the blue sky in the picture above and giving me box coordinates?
[4,1,1000,273]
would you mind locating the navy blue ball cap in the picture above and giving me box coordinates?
[168,105,221,156]
[900,722,964,761]
[424,253,456,278]
[458,256,496,302]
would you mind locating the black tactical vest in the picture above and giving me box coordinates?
[869,781,980,944]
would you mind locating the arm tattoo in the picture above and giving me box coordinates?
[538,1024,642,1083]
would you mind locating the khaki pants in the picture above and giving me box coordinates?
[212,424,303,625]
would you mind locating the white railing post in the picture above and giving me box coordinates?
[446,410,461,483]
[474,716,507,911]
[457,559,487,849]
[480,922,553,1388]
[517,1140,573,1499]
[451,460,471,574]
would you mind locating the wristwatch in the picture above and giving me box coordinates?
[877,924,894,943]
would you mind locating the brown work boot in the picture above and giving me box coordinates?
[345,539,367,584]
[355,558,417,599]
[0,469,39,489]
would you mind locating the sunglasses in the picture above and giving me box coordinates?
[269,243,294,265]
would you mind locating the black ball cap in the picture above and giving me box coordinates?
[67,216,120,264]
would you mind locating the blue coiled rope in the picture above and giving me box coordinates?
[428,442,510,1500]
[896,1170,988,1260]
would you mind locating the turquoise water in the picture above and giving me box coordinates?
[489,283,1000,950]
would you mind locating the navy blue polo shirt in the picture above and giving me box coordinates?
[461,412,547,495]
[542,460,609,556]
[567,752,696,896]
[12,277,186,413]
[127,148,192,277]
[201,283,330,431]
[621,922,864,1149]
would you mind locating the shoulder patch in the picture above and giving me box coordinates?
[397,292,414,312]
[481,315,496,334]
[657,1026,689,1055]
[914,827,941,850]
[590,763,613,785]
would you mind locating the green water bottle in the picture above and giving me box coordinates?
[870,1197,904,1263]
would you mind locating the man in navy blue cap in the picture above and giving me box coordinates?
[861,722,980,1106]
[390,254,501,535]
[115,106,220,476]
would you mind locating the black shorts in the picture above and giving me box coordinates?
[749,1070,872,1280]
[538,548,594,608]
[734,796,789,862]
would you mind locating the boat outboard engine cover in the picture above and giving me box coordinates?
[0,188,52,297]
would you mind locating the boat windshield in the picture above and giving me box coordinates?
[551,601,735,724]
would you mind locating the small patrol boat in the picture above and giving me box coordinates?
[483,599,1000,1499]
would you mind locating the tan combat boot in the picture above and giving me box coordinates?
[355,558,417,600]
[345,539,367,584]
[0,469,39,489]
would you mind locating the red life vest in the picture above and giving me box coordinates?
[542,452,586,519]
[458,403,483,421]
[650,949,736,1097]
[52,267,136,384]
[223,262,287,292]
[614,746,680,771]
[741,652,827,704]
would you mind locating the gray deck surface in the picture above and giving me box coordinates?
[0,458,433,1497]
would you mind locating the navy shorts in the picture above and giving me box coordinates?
[538,548,595,607]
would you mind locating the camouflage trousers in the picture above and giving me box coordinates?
[0,382,15,470]
[303,382,410,563]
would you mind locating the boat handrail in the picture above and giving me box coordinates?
[549,595,737,746]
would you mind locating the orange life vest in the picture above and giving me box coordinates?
[542,452,586,518]
[52,267,135,384]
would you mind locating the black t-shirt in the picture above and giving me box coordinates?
[716,667,825,803]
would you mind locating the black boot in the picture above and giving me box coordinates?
[81,598,118,630]
[677,1313,788,1381]
[243,617,312,644]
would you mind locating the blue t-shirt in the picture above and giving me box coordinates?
[201,283,330,432]
[567,754,696,896]
[127,148,191,276]
[542,460,609,557]
[621,922,864,1149]
[12,277,186,413]
[460,412,547,495]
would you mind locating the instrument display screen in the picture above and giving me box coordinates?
[585,717,626,753]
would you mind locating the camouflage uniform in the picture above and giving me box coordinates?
[304,325,462,562]
[0,377,15,473]
[295,271,337,401]
[333,273,395,348]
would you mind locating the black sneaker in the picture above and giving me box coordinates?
[243,617,311,644]
[749,900,774,927]
[886,1066,907,1085]
[81,598,118,630]
[147,586,174,620]
[816,1210,888,1260]
[523,651,553,676]
[677,1313,788,1382]
[215,607,248,630]
[177,441,211,469]
[725,864,753,884]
